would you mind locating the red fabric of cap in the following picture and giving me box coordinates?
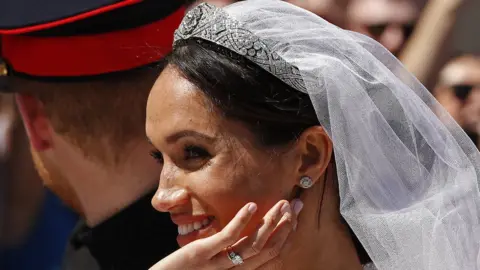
[1,6,185,77]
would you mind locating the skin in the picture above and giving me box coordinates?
[287,0,350,28]
[14,74,303,270]
[146,66,363,269]
[150,200,302,270]
[434,55,480,146]
[16,93,161,226]
[347,0,426,55]
[347,0,469,90]
[146,68,295,246]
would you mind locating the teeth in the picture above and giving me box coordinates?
[178,218,212,236]
[194,222,202,230]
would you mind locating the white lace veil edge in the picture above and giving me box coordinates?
[174,1,480,269]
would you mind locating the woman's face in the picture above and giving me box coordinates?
[146,66,298,247]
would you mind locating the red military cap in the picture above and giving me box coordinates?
[0,0,186,91]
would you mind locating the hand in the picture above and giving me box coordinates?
[149,199,304,270]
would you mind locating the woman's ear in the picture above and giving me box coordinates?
[294,126,333,186]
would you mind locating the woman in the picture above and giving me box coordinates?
[147,1,480,269]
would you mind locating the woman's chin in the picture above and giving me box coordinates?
[176,220,219,247]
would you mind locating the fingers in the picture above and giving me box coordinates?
[199,202,258,257]
[237,200,303,270]
[190,199,304,269]
[235,200,292,259]
[208,199,303,269]
[239,217,293,269]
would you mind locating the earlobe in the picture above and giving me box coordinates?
[15,93,52,151]
[296,126,333,185]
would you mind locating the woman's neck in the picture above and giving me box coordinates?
[284,170,364,270]
[284,218,363,269]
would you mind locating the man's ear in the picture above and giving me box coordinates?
[15,93,53,151]
[294,126,333,186]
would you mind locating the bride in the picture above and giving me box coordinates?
[146,1,480,269]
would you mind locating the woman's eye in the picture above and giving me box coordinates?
[149,150,164,164]
[184,145,210,160]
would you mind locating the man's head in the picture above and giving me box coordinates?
[434,55,480,145]
[287,0,350,28]
[347,0,427,55]
[0,1,185,220]
[14,68,159,212]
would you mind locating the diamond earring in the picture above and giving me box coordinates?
[299,176,313,189]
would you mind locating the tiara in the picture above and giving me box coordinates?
[174,3,307,92]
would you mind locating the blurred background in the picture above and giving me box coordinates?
[1,0,479,269]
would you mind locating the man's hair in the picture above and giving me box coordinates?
[12,66,161,166]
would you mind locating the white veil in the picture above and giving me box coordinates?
[174,1,480,269]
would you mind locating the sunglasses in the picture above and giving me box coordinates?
[367,23,416,41]
[450,85,480,145]
[451,85,479,101]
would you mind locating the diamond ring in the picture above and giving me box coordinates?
[227,249,244,266]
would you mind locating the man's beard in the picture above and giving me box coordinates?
[30,149,84,215]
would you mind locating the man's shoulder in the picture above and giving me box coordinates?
[61,221,100,270]
[62,241,101,270]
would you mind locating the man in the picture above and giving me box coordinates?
[434,55,480,148]
[287,0,350,28]
[346,0,427,55]
[0,1,184,269]
[346,0,470,90]
[0,91,76,270]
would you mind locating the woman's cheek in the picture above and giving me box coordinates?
[189,153,287,234]
[192,180,268,234]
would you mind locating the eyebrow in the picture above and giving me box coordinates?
[147,130,217,147]
[166,130,216,144]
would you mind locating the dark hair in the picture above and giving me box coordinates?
[167,38,371,264]
[168,39,318,147]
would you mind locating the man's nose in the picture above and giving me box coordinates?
[380,25,404,55]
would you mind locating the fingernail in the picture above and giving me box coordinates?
[248,203,257,213]
[292,200,304,215]
[280,202,290,215]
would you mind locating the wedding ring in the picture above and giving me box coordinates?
[227,248,244,266]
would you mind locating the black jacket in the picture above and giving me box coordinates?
[61,192,178,270]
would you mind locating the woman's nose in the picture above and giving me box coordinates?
[153,163,189,212]
[152,187,189,212]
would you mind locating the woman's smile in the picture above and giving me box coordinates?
[171,214,218,246]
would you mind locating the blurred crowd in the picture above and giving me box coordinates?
[0,0,479,269]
